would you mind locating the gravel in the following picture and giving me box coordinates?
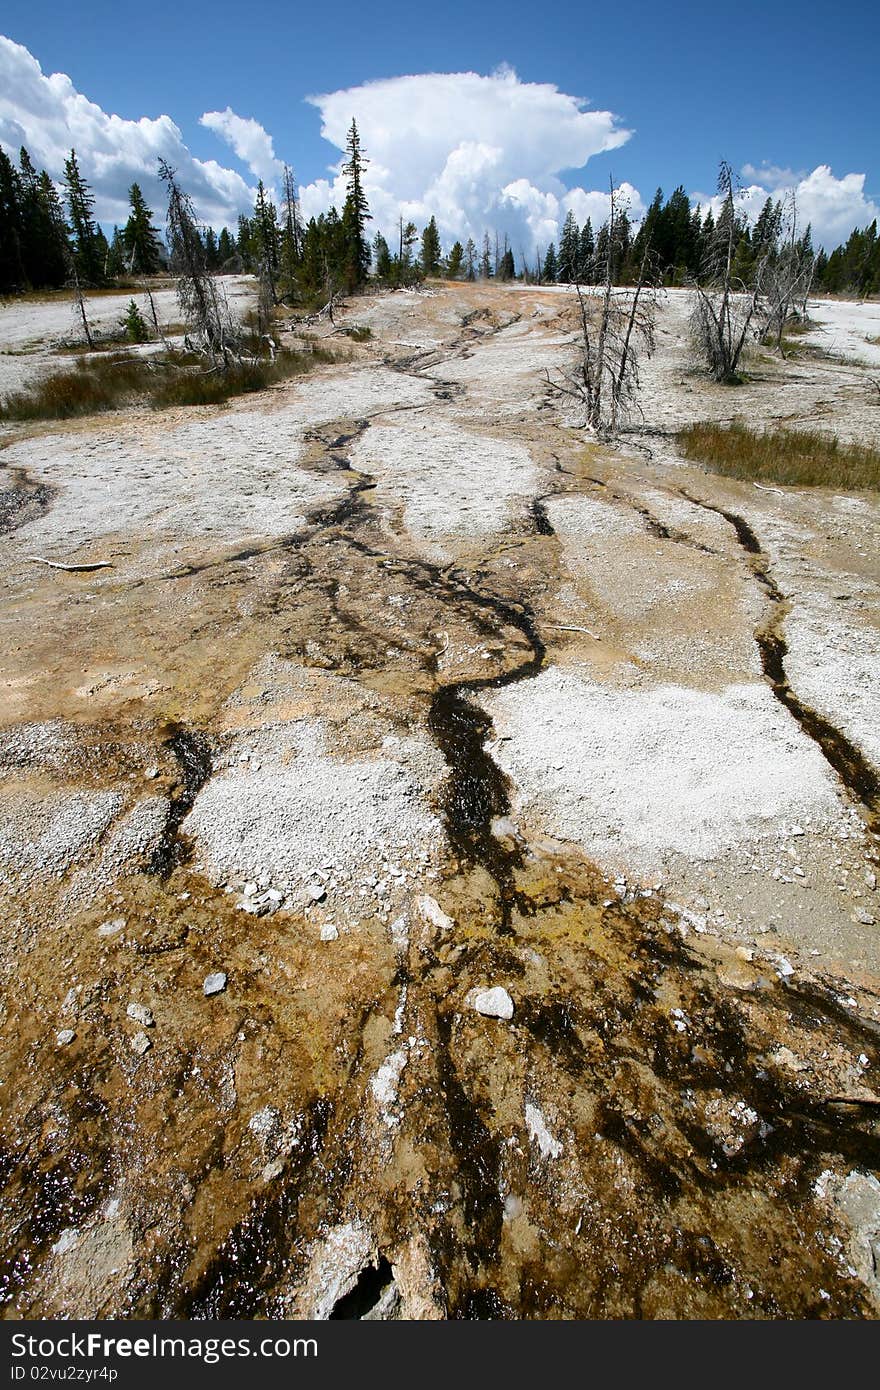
[485,668,851,876]
[183,716,443,918]
[0,785,123,888]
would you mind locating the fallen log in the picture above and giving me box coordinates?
[27,556,113,572]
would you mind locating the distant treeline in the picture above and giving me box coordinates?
[2,137,878,301]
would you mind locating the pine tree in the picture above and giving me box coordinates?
[123,183,162,274]
[277,164,302,300]
[237,214,254,270]
[577,219,595,282]
[542,243,558,283]
[420,216,441,277]
[0,148,26,292]
[63,149,103,285]
[203,227,220,271]
[480,232,492,279]
[396,218,419,286]
[217,227,235,266]
[341,119,371,287]
[464,237,477,281]
[94,227,110,280]
[373,231,392,279]
[446,240,464,279]
[106,226,126,278]
[122,298,149,342]
[497,247,515,281]
[252,180,280,299]
[18,148,68,288]
[558,210,579,282]
[280,164,303,259]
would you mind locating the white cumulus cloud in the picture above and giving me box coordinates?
[199,107,283,185]
[0,35,256,229]
[299,67,636,261]
[693,164,879,250]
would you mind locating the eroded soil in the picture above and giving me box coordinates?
[1,282,879,1319]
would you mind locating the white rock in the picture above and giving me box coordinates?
[203,971,227,996]
[130,1031,152,1055]
[307,882,327,903]
[56,1029,76,1046]
[126,1002,154,1028]
[853,908,875,926]
[52,1228,79,1256]
[473,986,514,1021]
[416,894,454,933]
[97,918,125,937]
[525,1102,562,1159]
[370,1047,409,1124]
[320,923,339,942]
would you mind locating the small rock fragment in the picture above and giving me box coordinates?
[853,908,875,926]
[97,918,125,937]
[130,1031,152,1056]
[56,1029,76,1046]
[126,1002,154,1028]
[525,1101,562,1159]
[320,923,339,942]
[473,986,514,1021]
[203,972,227,996]
[416,894,454,933]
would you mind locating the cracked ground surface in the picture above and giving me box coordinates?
[1,282,879,1319]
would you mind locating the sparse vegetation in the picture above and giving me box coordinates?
[122,299,149,342]
[679,421,880,490]
[342,323,372,341]
[0,343,337,422]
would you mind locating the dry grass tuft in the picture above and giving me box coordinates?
[0,344,337,422]
[678,421,880,491]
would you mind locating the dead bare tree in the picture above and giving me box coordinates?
[690,161,768,382]
[70,265,94,349]
[143,285,168,347]
[763,192,816,355]
[159,159,238,365]
[547,180,661,436]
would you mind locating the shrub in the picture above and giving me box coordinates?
[122,300,149,343]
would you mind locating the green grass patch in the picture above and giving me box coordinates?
[678,421,880,491]
[0,344,338,422]
[341,324,372,341]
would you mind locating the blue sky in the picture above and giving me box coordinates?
[1,0,878,251]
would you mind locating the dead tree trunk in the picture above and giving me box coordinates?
[71,267,93,349]
[547,181,660,437]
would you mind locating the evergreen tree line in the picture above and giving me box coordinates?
[3,132,878,300]
[0,144,164,293]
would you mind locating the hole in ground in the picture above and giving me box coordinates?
[329,1256,395,1319]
